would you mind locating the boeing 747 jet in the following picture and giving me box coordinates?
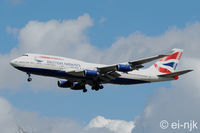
[10,48,192,93]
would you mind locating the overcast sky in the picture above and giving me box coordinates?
[0,0,200,133]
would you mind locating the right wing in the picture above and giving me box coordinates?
[128,54,169,68]
[65,51,171,82]
[97,52,170,73]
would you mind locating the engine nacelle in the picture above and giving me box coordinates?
[57,80,73,88]
[83,70,98,77]
[71,83,86,90]
[117,64,132,72]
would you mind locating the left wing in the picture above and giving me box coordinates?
[66,69,120,81]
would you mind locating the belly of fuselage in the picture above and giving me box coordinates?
[109,77,150,85]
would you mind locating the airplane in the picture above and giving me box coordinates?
[10,48,192,93]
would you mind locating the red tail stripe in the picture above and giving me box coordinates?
[158,67,172,73]
[164,52,179,61]
[154,63,158,68]
[159,58,165,61]
[178,52,182,60]
[154,64,171,73]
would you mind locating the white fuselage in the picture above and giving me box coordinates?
[10,53,172,85]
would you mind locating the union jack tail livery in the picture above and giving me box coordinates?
[153,48,183,74]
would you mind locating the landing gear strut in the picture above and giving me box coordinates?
[27,73,32,82]
[82,85,87,93]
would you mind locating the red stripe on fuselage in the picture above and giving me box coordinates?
[39,56,63,60]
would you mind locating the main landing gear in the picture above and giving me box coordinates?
[82,86,87,93]
[82,84,104,93]
[91,84,104,91]
[27,73,32,82]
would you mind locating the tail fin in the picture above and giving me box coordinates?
[152,48,183,74]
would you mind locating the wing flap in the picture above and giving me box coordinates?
[67,70,84,77]
[97,65,117,73]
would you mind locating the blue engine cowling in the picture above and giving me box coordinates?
[71,83,86,90]
[57,80,73,88]
[84,70,98,77]
[117,64,132,72]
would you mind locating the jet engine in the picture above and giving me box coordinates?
[57,80,73,88]
[117,64,132,72]
[83,70,99,77]
[58,81,87,92]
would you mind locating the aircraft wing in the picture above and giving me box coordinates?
[65,52,170,82]
[67,70,84,77]
[97,65,117,73]
[97,53,170,73]
[66,69,120,81]
[128,54,169,68]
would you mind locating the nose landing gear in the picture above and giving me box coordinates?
[27,73,32,82]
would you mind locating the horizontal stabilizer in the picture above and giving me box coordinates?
[158,69,193,78]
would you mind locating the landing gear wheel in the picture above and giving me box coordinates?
[27,78,32,82]
[95,87,99,91]
[91,86,95,90]
[83,89,87,93]
[27,73,32,82]
[99,85,104,89]
[92,84,104,91]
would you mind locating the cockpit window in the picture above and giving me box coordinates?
[22,54,28,56]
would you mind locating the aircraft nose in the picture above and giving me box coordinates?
[10,59,17,66]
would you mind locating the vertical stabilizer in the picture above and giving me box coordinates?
[145,48,184,75]
[153,48,183,74]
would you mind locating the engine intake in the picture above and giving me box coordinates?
[117,64,132,72]
[57,80,73,88]
[83,70,98,77]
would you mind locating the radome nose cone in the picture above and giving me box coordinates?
[10,59,15,66]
